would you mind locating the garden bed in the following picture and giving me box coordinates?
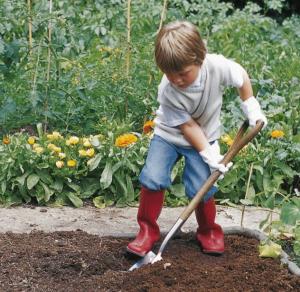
[0,230,299,291]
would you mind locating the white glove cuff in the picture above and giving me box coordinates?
[241,96,261,115]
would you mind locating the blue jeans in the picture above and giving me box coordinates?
[139,135,217,201]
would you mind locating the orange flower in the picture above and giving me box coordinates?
[115,133,138,148]
[271,130,284,139]
[143,120,155,134]
[2,136,10,145]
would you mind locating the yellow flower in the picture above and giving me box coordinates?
[28,136,35,145]
[53,146,62,153]
[32,143,40,150]
[221,134,234,146]
[34,146,44,154]
[47,132,62,141]
[56,160,64,168]
[58,152,66,159]
[3,136,10,145]
[79,149,87,157]
[66,136,79,145]
[67,159,77,167]
[47,134,54,140]
[52,131,63,139]
[47,143,57,151]
[115,133,138,148]
[271,130,284,139]
[83,138,92,147]
[143,120,155,134]
[86,148,95,157]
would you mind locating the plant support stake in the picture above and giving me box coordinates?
[44,0,53,132]
[158,0,168,31]
[27,0,32,55]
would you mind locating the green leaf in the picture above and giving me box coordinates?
[170,184,185,198]
[81,178,100,198]
[18,185,31,203]
[276,162,295,178]
[93,196,106,208]
[245,184,256,201]
[66,182,81,193]
[126,175,135,202]
[27,173,40,190]
[87,153,102,171]
[125,158,139,174]
[50,179,64,193]
[263,194,275,209]
[36,169,53,184]
[240,199,253,206]
[115,172,127,197]
[116,197,127,207]
[15,171,30,186]
[259,242,282,258]
[40,182,54,202]
[292,134,300,143]
[294,241,300,256]
[253,165,264,175]
[280,201,300,225]
[291,197,300,208]
[0,181,6,195]
[66,192,83,208]
[100,162,113,189]
[263,174,272,192]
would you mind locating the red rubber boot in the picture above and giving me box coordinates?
[127,187,164,257]
[195,197,224,254]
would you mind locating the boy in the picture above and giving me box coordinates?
[127,20,267,256]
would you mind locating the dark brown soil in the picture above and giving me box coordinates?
[0,231,299,292]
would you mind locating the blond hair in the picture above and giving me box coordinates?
[155,20,206,73]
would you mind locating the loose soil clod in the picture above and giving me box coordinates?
[0,231,299,291]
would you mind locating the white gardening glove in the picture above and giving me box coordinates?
[199,141,232,177]
[241,96,267,129]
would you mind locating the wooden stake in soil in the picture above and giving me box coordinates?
[240,162,254,227]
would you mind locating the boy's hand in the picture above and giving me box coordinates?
[199,141,232,178]
[241,96,268,129]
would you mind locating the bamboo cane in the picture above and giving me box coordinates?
[27,0,32,55]
[126,0,131,78]
[44,0,53,131]
[240,162,254,227]
[158,0,168,31]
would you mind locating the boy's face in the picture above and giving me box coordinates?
[165,64,200,89]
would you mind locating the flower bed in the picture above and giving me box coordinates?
[0,230,299,291]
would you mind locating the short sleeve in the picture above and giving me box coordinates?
[215,55,245,88]
[156,104,191,127]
